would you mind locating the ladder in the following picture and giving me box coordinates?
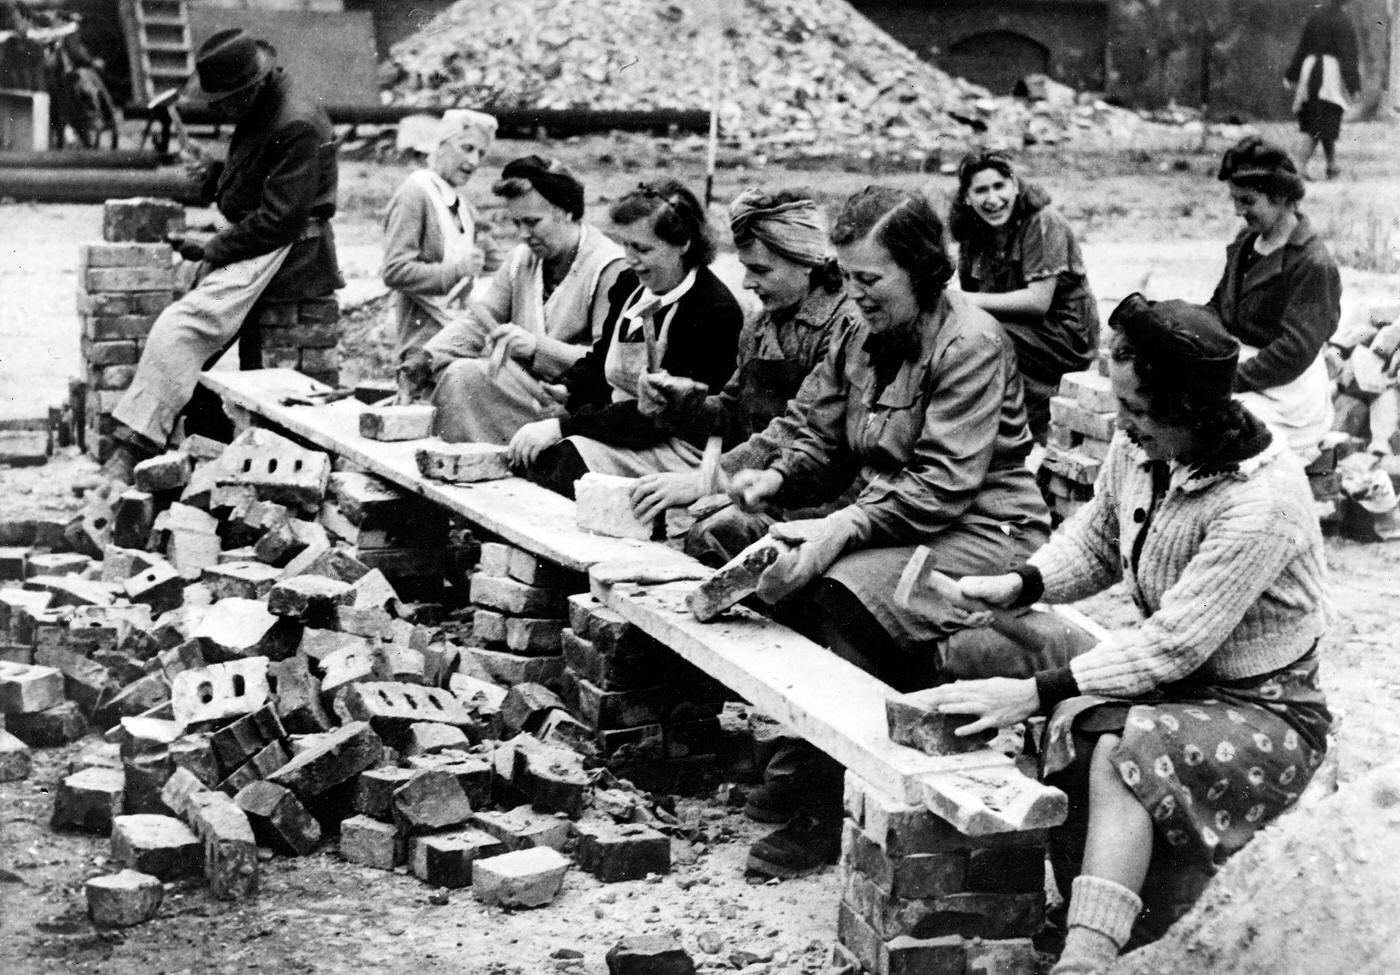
[118,0,195,106]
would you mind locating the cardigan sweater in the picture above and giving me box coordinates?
[1026,422,1332,709]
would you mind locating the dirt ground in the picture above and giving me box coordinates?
[1,120,1398,974]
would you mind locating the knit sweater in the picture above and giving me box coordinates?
[1027,425,1332,707]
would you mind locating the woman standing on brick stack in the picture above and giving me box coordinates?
[923,294,1333,973]
[949,150,1099,443]
[381,109,498,359]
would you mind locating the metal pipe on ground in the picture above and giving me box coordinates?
[0,167,202,204]
[0,149,169,169]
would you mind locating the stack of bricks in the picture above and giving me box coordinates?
[319,471,456,601]
[243,296,341,388]
[1043,358,1115,524]
[75,199,185,462]
[463,542,579,690]
[834,773,1046,975]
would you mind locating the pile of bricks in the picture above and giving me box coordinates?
[74,199,183,463]
[1043,359,1114,525]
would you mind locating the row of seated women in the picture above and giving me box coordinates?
[380,115,1335,975]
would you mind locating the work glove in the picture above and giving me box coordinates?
[168,238,206,263]
[637,371,708,420]
[755,506,872,605]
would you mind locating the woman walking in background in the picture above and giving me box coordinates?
[1285,0,1361,181]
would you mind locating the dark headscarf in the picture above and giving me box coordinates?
[1109,293,1239,406]
[500,155,585,219]
[1218,136,1305,204]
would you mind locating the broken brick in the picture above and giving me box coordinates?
[575,472,655,540]
[410,827,503,888]
[0,659,64,714]
[201,561,282,601]
[109,813,202,880]
[86,870,164,927]
[501,682,565,736]
[354,765,417,819]
[358,404,436,441]
[392,767,473,832]
[339,813,403,869]
[267,721,383,800]
[469,574,565,617]
[268,575,354,626]
[187,791,259,899]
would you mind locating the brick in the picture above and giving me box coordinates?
[605,935,696,975]
[159,503,221,578]
[102,198,185,243]
[537,708,597,756]
[296,296,340,323]
[340,814,404,869]
[123,560,184,614]
[1058,369,1116,413]
[81,242,172,269]
[510,737,588,818]
[260,322,338,348]
[6,700,87,745]
[82,338,140,367]
[410,827,503,888]
[462,646,564,687]
[0,660,64,714]
[886,689,995,756]
[470,804,572,851]
[560,627,658,691]
[392,768,473,832]
[0,547,28,581]
[406,753,492,807]
[479,542,571,588]
[358,404,436,442]
[1049,396,1116,442]
[171,657,270,726]
[472,608,507,646]
[845,860,1043,940]
[575,821,670,882]
[133,451,193,493]
[688,535,784,622]
[211,705,286,773]
[267,575,354,627]
[202,561,283,601]
[846,774,1047,856]
[216,428,332,510]
[214,738,290,796]
[0,729,32,781]
[84,266,177,293]
[401,721,470,757]
[472,846,570,908]
[27,574,115,607]
[571,674,668,729]
[837,901,965,975]
[470,574,565,617]
[82,312,157,339]
[1041,445,1101,486]
[86,870,164,927]
[575,472,655,540]
[325,472,405,524]
[52,766,126,832]
[963,938,1038,975]
[843,820,967,899]
[299,547,372,584]
[27,555,92,581]
[354,765,417,819]
[320,642,381,696]
[160,766,212,818]
[191,598,292,662]
[1,586,51,631]
[267,721,383,800]
[595,723,665,762]
[32,644,116,713]
[415,442,510,483]
[267,656,334,734]
[335,682,476,739]
[118,717,183,759]
[501,682,565,736]
[130,290,174,314]
[504,616,564,656]
[186,791,259,898]
[168,732,218,784]
[354,546,444,580]
[110,813,201,880]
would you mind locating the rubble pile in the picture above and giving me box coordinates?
[383,0,1164,163]
[0,423,757,926]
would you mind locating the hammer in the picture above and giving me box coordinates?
[148,88,193,158]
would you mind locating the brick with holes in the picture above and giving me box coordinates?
[334,681,476,740]
[215,429,332,510]
[171,658,270,727]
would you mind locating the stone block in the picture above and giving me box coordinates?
[267,655,334,734]
[110,813,202,880]
[472,608,507,647]
[575,821,670,882]
[0,729,32,780]
[86,870,163,927]
[461,646,564,687]
[133,451,193,493]
[190,598,291,663]
[501,682,565,736]
[6,700,87,745]
[359,404,436,441]
[101,198,185,243]
[268,575,354,626]
[401,721,470,756]
[211,705,286,773]
[471,804,572,851]
[410,827,504,888]
[335,681,476,739]
[187,791,259,898]
[504,616,565,656]
[886,689,996,755]
[414,442,510,483]
[0,659,64,714]
[1048,396,1116,442]
[688,535,784,622]
[160,766,212,818]
[479,542,571,588]
[52,766,126,832]
[392,768,473,832]
[470,573,565,617]
[472,846,570,908]
[575,472,654,540]
[123,560,184,614]
[202,561,283,601]
[339,813,404,869]
[605,935,696,975]
[267,721,383,799]
[171,657,270,726]
[354,765,417,819]
[216,428,332,510]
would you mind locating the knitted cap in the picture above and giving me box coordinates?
[1109,293,1239,403]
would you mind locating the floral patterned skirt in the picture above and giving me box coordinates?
[1041,649,1331,871]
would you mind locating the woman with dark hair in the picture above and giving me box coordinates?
[949,149,1099,441]
[627,187,858,524]
[510,179,742,495]
[1209,136,1341,464]
[922,294,1332,974]
[1285,0,1361,180]
[699,185,1052,878]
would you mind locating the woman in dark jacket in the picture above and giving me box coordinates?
[1285,0,1361,180]
[949,149,1099,442]
[510,179,742,497]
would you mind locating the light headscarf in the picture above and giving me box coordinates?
[420,108,498,157]
[728,189,832,267]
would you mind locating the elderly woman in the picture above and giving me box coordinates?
[403,156,633,443]
[706,186,1051,878]
[381,109,498,359]
[1208,136,1341,464]
[924,295,1332,973]
[510,179,742,497]
[627,187,858,527]
[949,149,1099,442]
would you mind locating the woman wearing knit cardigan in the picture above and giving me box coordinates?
[920,295,1333,974]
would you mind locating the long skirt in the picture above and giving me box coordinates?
[432,356,565,445]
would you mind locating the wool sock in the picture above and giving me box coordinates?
[1050,874,1143,975]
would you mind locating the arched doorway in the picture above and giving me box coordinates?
[945,30,1050,94]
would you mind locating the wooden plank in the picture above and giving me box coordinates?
[198,369,696,575]
[598,579,1066,835]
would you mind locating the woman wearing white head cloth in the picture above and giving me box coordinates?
[381,108,498,358]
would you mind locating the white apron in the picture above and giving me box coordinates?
[1235,345,1333,465]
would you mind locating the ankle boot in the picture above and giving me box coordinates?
[1050,875,1142,975]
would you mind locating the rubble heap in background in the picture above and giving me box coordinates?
[383,0,1173,163]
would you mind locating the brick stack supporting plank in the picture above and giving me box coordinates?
[322,471,457,600]
[1043,356,1114,525]
[244,297,342,388]
[76,199,184,461]
[462,542,578,689]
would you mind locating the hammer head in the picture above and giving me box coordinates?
[147,88,180,112]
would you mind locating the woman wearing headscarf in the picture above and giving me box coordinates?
[1208,136,1341,464]
[381,108,497,359]
[1285,0,1361,181]
[510,179,742,497]
[405,155,633,444]
[924,294,1332,973]
[627,187,858,527]
[949,149,1099,442]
